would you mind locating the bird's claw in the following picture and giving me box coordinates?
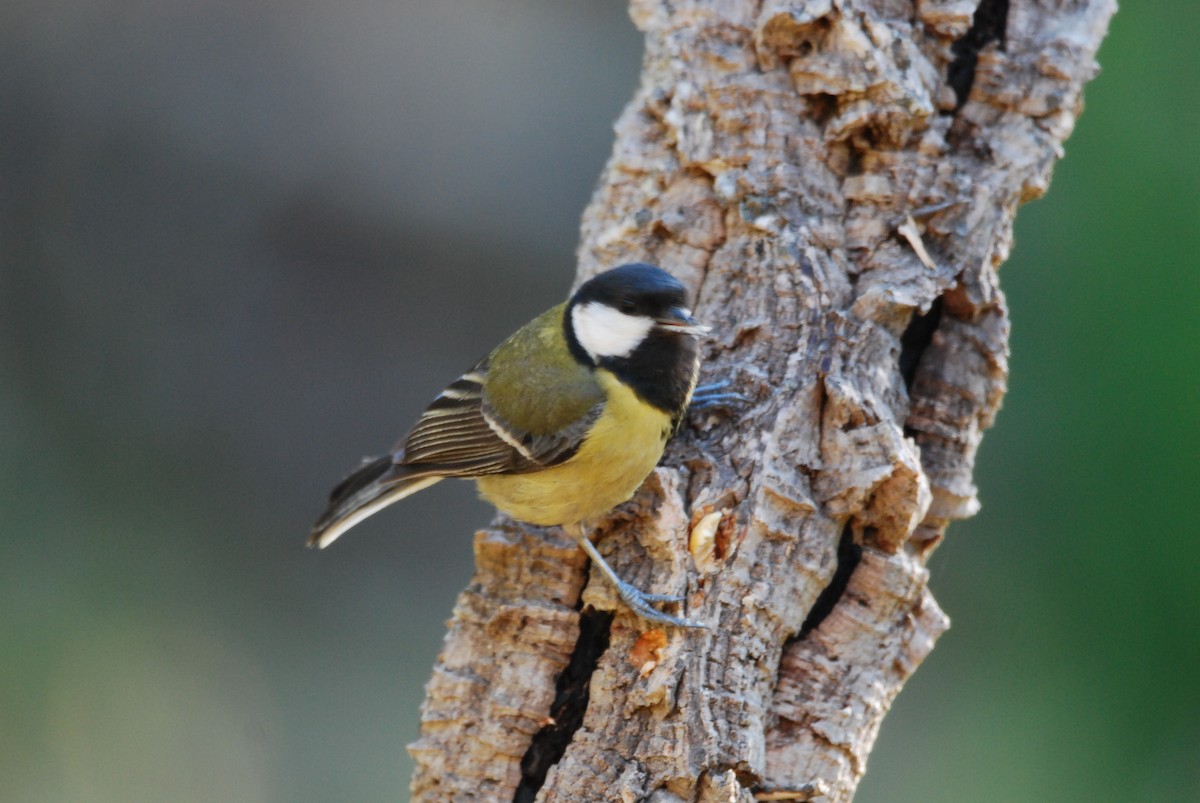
[695,379,731,394]
[615,580,708,629]
[574,531,707,629]
[691,379,750,411]
[635,589,686,603]
[691,392,749,410]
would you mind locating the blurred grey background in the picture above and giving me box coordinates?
[2,2,1196,801]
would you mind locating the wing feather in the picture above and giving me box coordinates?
[395,357,601,476]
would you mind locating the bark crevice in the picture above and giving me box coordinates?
[898,295,944,392]
[946,0,1011,110]
[514,607,615,802]
[797,524,862,640]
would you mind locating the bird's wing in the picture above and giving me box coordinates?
[398,358,602,476]
[309,355,601,549]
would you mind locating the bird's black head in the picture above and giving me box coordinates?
[571,263,690,319]
[564,263,704,417]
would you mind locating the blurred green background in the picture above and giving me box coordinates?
[1,2,1195,801]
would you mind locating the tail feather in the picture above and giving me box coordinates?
[309,456,442,549]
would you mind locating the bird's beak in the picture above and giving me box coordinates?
[655,307,710,336]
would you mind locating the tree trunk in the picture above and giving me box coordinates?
[408,1,1114,800]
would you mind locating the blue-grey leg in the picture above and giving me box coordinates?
[571,529,707,629]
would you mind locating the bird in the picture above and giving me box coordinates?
[309,263,713,627]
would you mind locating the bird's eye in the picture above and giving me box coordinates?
[618,298,637,314]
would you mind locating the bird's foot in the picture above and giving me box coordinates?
[691,379,750,410]
[633,589,686,604]
[614,580,708,630]
[573,529,707,629]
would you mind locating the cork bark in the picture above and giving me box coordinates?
[409,1,1115,800]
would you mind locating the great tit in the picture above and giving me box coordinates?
[310,263,709,627]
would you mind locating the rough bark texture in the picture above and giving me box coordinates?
[409,1,1115,800]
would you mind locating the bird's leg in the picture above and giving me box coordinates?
[569,525,707,629]
[690,379,749,410]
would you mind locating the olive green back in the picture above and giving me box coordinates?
[484,303,602,435]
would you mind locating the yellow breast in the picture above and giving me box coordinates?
[475,370,673,526]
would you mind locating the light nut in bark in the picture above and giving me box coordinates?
[689,509,726,574]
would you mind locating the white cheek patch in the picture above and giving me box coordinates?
[572,301,655,361]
